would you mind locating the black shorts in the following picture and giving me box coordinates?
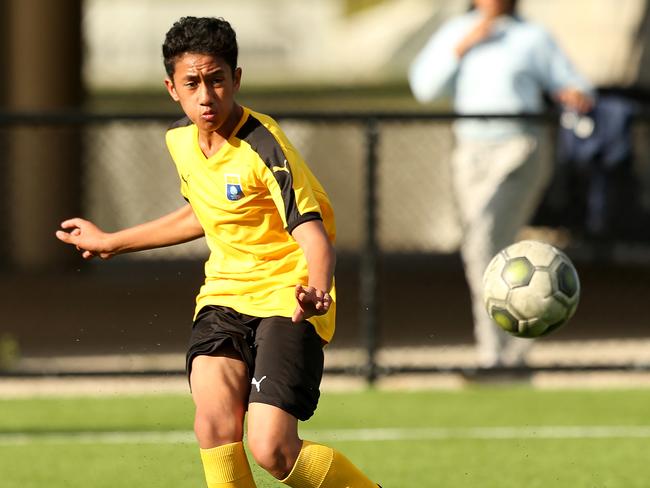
[186,305,324,421]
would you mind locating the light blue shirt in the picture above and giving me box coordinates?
[409,12,593,140]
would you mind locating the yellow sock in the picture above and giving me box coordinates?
[281,440,376,488]
[200,441,257,487]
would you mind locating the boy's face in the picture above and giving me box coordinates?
[164,53,242,133]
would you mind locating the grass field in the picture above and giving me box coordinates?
[2,386,650,487]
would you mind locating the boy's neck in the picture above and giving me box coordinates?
[198,104,243,157]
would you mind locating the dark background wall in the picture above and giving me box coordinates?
[3,253,649,359]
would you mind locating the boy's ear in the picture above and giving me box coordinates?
[164,78,180,102]
[233,67,242,92]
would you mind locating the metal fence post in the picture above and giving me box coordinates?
[361,118,380,384]
[6,0,83,272]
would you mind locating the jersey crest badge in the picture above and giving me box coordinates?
[225,174,244,201]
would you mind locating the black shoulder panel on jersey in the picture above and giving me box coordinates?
[235,116,288,171]
[168,116,193,130]
[236,115,315,231]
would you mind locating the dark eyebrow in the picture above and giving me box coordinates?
[181,68,225,81]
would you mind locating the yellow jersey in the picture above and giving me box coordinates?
[165,107,336,342]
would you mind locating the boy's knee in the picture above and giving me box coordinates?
[248,433,300,479]
[194,406,244,447]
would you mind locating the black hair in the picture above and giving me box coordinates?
[162,16,238,78]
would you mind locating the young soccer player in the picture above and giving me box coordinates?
[56,16,379,488]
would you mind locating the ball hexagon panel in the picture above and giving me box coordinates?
[504,240,558,267]
[507,270,554,318]
[556,261,580,299]
[538,296,572,328]
[487,303,519,334]
[516,319,549,338]
[501,256,535,288]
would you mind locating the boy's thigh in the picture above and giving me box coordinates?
[190,355,250,410]
[186,305,257,379]
[185,305,257,416]
[250,317,324,421]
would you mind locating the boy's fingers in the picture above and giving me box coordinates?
[60,218,84,229]
[55,230,73,243]
[292,306,304,323]
[318,294,331,313]
[295,284,304,299]
[294,285,331,318]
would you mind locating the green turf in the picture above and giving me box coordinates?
[2,387,650,487]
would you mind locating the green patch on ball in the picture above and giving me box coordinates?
[501,257,534,288]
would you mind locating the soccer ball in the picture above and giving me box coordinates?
[482,240,580,338]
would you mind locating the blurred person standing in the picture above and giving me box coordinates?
[408,0,593,368]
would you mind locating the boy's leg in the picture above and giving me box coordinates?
[247,403,377,487]
[191,355,256,488]
[245,316,378,486]
[246,402,301,478]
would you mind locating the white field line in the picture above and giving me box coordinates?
[2,426,650,446]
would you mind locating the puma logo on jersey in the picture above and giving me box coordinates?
[272,159,290,173]
[251,376,267,392]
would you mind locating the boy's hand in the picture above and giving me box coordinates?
[292,284,332,323]
[55,218,114,260]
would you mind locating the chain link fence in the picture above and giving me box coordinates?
[69,113,650,256]
[79,116,463,257]
[3,111,646,259]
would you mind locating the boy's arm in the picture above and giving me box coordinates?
[290,219,336,323]
[55,203,204,260]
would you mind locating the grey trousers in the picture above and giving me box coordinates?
[451,134,552,367]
